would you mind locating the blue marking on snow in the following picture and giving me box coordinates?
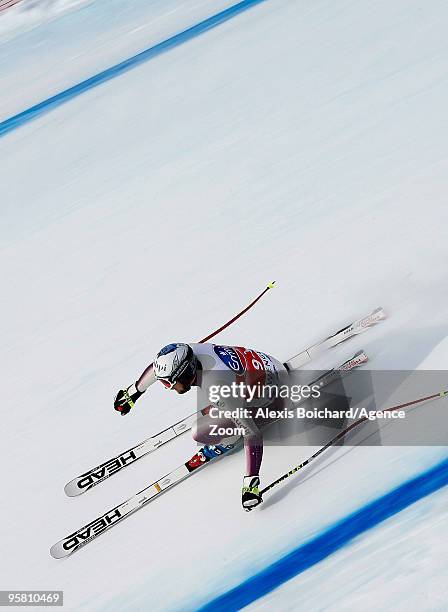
[198,457,448,611]
[0,0,268,139]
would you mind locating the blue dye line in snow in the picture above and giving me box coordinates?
[0,0,268,138]
[198,457,448,611]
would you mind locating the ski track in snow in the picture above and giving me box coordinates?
[1,0,448,610]
[0,0,244,121]
[0,0,269,137]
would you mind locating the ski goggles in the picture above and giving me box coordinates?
[159,378,176,390]
[158,362,196,390]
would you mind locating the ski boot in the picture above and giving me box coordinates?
[186,444,235,472]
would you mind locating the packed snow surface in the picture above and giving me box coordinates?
[1,0,447,609]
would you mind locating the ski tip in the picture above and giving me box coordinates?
[64,481,83,497]
[50,542,71,559]
[353,349,369,362]
[267,280,276,289]
[373,306,386,319]
[339,350,369,371]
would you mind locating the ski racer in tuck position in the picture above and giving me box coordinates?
[114,343,290,510]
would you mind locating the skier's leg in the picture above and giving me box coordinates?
[245,435,263,476]
[192,414,240,446]
[229,415,262,475]
[238,396,287,511]
[235,416,264,510]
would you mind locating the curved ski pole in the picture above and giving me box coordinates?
[199,281,276,342]
[136,281,276,390]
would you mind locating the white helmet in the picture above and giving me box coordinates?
[154,343,197,388]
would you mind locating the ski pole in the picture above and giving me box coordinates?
[199,281,276,342]
[260,389,448,497]
[135,281,276,391]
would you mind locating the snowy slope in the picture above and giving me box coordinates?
[0,0,241,119]
[245,484,448,612]
[1,0,448,610]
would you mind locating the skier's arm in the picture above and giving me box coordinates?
[114,360,160,415]
[136,363,157,391]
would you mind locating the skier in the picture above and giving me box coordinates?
[114,343,289,510]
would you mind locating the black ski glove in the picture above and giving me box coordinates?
[114,383,143,416]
